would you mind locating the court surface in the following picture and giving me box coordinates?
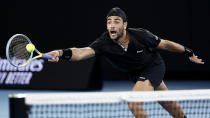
[0,80,210,118]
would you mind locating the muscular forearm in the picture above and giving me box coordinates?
[158,39,185,53]
[58,47,95,61]
[157,39,204,64]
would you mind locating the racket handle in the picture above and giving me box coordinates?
[42,54,53,59]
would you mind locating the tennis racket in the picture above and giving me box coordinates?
[6,34,52,67]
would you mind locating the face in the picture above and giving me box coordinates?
[107,16,127,41]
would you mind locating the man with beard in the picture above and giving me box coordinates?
[46,7,204,118]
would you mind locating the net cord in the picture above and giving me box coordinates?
[9,89,210,105]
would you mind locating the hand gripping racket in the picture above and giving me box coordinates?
[6,34,52,67]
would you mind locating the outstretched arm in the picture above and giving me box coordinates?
[45,47,95,62]
[157,39,204,64]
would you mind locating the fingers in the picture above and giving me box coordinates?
[197,58,204,64]
[48,56,59,62]
[193,59,204,64]
[189,55,204,64]
[45,50,60,62]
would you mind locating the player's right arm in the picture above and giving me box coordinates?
[46,47,95,62]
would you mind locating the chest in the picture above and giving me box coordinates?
[103,38,147,57]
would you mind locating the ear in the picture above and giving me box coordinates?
[106,23,109,30]
[123,22,128,30]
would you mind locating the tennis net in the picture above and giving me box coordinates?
[9,89,210,118]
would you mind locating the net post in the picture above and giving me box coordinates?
[9,94,28,118]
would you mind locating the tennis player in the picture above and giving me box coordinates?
[46,7,204,118]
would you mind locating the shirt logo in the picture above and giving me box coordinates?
[155,35,159,40]
[139,77,146,80]
[137,50,143,53]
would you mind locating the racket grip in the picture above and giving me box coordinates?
[42,54,53,59]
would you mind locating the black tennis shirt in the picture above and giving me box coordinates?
[89,28,163,73]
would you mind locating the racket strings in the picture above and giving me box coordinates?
[10,43,29,59]
[9,36,31,60]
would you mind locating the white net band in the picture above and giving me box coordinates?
[10,89,210,104]
[9,89,210,118]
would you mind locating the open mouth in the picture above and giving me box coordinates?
[110,31,117,36]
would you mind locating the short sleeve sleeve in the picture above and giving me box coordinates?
[89,38,103,56]
[141,29,161,48]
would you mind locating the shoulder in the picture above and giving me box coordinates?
[128,28,156,38]
[89,31,110,47]
[128,28,151,34]
[127,28,160,47]
[89,31,111,55]
[96,31,110,42]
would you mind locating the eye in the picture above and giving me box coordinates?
[114,21,120,24]
[107,21,111,24]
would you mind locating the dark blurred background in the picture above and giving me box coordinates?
[1,0,209,90]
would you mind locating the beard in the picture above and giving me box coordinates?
[109,27,124,41]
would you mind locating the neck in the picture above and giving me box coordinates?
[117,30,127,43]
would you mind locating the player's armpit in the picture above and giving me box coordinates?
[71,47,95,61]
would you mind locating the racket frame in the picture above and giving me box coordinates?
[6,34,47,67]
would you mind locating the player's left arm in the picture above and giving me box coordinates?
[157,39,204,64]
